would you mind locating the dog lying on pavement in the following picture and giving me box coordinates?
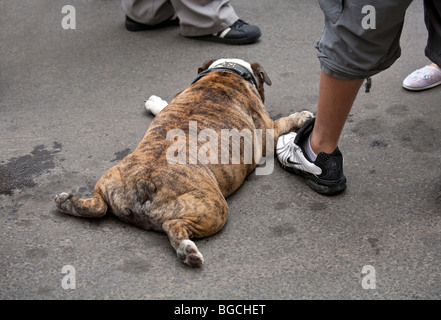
[54,58,312,267]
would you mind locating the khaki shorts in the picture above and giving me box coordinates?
[316,0,440,80]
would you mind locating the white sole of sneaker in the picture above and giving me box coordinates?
[402,79,441,91]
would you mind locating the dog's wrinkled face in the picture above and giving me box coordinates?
[198,58,272,102]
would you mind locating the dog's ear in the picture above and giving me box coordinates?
[251,62,272,102]
[198,59,217,74]
[251,62,272,86]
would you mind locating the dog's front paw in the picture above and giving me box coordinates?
[177,240,204,267]
[286,110,314,132]
[145,95,168,116]
[300,110,314,121]
[54,192,79,216]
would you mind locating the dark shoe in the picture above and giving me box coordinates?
[276,118,347,195]
[125,15,179,32]
[187,19,261,45]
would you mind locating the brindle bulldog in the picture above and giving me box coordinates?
[54,58,312,267]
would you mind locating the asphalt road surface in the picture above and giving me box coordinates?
[1,0,440,300]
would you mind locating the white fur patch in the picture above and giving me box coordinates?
[178,239,204,265]
[145,95,168,116]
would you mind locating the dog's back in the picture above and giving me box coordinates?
[55,59,312,267]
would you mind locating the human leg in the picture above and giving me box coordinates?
[122,0,261,44]
[278,1,412,195]
[122,0,175,25]
[170,0,238,36]
[424,0,441,67]
[311,72,364,156]
[172,0,261,44]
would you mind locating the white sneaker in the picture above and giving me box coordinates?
[276,118,347,195]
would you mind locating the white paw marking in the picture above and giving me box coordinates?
[145,95,168,116]
[178,239,204,266]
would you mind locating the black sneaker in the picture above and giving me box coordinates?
[186,19,261,45]
[276,118,347,195]
[125,15,180,32]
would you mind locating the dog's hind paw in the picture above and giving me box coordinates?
[145,95,168,116]
[54,192,79,216]
[178,240,204,267]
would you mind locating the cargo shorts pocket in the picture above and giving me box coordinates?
[318,0,344,24]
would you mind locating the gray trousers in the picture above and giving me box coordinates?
[121,0,239,36]
[317,0,441,80]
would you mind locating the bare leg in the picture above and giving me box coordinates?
[430,62,441,70]
[310,71,363,154]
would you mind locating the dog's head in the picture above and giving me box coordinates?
[198,58,272,102]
